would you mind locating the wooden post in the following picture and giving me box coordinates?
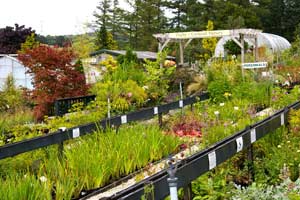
[158,113,163,128]
[247,144,255,182]
[254,36,258,62]
[58,127,66,161]
[58,142,64,162]
[116,125,120,134]
[179,40,184,65]
[159,42,163,68]
[241,34,245,79]
[183,183,192,200]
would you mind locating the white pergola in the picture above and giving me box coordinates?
[153,29,262,65]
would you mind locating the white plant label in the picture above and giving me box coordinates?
[250,128,256,143]
[281,113,285,126]
[179,100,183,108]
[72,128,80,138]
[236,137,243,152]
[154,107,158,115]
[208,151,216,170]
[121,115,127,124]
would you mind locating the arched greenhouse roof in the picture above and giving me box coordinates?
[214,32,291,57]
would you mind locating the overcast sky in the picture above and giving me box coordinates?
[0,0,128,36]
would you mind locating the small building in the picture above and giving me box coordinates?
[0,54,33,89]
[83,49,176,84]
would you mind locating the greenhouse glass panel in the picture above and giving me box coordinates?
[0,65,12,78]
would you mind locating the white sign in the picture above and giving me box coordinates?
[167,30,231,39]
[154,107,158,115]
[281,113,285,126]
[242,62,268,69]
[179,100,183,108]
[208,151,217,170]
[121,115,127,124]
[236,137,243,152]
[72,128,80,138]
[250,129,256,143]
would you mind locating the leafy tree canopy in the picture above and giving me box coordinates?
[0,24,34,54]
[18,45,89,121]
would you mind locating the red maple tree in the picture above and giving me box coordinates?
[18,45,89,121]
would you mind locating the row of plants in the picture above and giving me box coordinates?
[0,124,180,199]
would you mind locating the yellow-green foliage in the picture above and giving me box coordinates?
[289,109,300,136]
[143,52,175,102]
[202,20,217,60]
[205,59,242,84]
[72,33,97,59]
[99,55,118,72]
[90,79,147,113]
[187,75,208,96]
[19,33,39,53]
[0,124,180,199]
[106,32,118,50]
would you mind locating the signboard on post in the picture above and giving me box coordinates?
[242,62,268,69]
[166,30,231,39]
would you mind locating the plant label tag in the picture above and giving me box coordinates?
[179,100,183,108]
[121,115,127,124]
[208,151,216,170]
[72,128,80,138]
[154,107,158,115]
[236,137,243,152]
[250,128,256,143]
[281,113,285,126]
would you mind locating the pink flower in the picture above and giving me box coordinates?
[127,92,132,98]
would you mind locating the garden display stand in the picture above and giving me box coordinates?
[81,101,300,200]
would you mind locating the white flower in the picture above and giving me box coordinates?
[283,81,290,86]
[58,127,67,132]
[142,85,149,90]
[219,103,225,107]
[214,111,220,115]
[277,145,282,148]
[287,73,291,76]
[234,106,239,111]
[39,176,47,182]
[275,80,279,83]
[287,141,290,143]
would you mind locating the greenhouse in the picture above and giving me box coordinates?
[0,54,33,89]
[154,29,291,65]
[214,32,291,57]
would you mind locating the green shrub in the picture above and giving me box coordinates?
[208,78,232,103]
